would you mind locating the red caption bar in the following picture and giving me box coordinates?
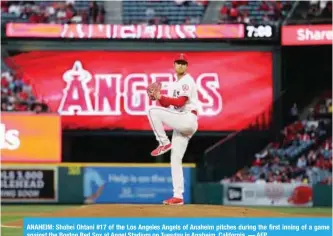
[6,23,244,39]
[282,24,332,45]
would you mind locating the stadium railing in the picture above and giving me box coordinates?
[197,90,292,182]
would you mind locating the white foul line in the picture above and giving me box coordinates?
[1,225,22,228]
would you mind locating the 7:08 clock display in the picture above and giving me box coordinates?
[245,25,274,38]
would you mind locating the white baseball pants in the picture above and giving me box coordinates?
[147,106,198,199]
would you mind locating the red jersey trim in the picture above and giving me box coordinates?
[158,96,188,107]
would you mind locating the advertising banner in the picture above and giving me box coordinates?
[0,113,61,163]
[1,165,58,203]
[6,23,244,39]
[83,166,193,204]
[223,182,313,207]
[7,51,273,131]
[282,24,332,45]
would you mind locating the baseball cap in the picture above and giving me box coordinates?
[174,53,188,64]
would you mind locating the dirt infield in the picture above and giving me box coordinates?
[3,204,330,228]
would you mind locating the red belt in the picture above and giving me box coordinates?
[191,110,197,116]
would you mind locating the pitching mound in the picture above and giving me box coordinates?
[2,204,326,228]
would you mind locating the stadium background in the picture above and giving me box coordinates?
[0,0,332,231]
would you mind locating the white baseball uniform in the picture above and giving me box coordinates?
[147,73,199,199]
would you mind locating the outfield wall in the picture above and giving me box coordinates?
[1,164,331,207]
[1,163,196,205]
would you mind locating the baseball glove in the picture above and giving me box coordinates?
[147,82,161,100]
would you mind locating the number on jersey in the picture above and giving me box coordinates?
[172,90,180,109]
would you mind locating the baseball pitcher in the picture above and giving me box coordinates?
[146,53,199,205]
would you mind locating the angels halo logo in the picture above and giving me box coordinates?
[58,60,94,115]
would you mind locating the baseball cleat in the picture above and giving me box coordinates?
[163,197,184,205]
[151,143,172,156]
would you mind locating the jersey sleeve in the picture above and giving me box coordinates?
[178,81,192,97]
[158,96,188,107]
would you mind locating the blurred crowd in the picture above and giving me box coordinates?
[223,96,332,186]
[219,1,292,24]
[1,1,331,25]
[1,0,105,24]
[303,0,332,21]
[1,70,48,113]
[313,91,332,118]
[123,0,208,25]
